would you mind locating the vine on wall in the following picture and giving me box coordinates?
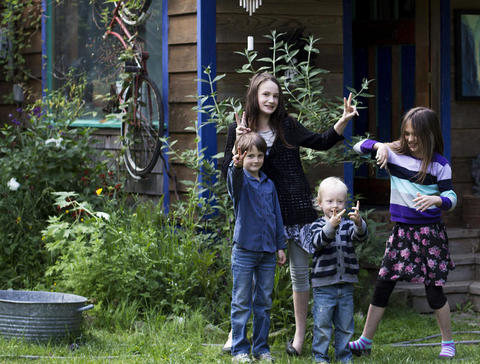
[0,0,42,103]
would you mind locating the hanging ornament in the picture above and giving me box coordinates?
[240,0,262,16]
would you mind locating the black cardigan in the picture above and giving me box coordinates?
[221,117,344,226]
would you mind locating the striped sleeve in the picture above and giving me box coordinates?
[433,156,457,211]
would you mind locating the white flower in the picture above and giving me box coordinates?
[7,177,20,191]
[95,212,110,221]
[45,137,64,148]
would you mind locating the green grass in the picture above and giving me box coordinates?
[0,308,479,363]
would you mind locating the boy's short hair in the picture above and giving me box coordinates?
[314,177,348,209]
[235,132,267,155]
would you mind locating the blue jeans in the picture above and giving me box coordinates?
[312,284,354,363]
[231,244,276,356]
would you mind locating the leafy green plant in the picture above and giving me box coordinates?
[0,77,118,288]
[0,0,41,89]
[43,190,231,322]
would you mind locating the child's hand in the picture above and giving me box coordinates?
[413,193,442,211]
[348,200,362,227]
[232,147,247,168]
[341,92,359,121]
[375,143,389,169]
[328,208,345,228]
[235,112,251,139]
[277,249,286,266]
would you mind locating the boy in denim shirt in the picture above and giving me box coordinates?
[227,132,286,363]
[297,177,368,363]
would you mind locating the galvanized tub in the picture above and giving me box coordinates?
[0,290,93,341]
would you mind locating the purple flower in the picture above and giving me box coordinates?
[12,118,20,126]
[400,248,410,259]
[33,106,42,116]
[427,259,436,268]
[16,107,23,113]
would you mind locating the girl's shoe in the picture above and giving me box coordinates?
[285,339,300,356]
[350,347,371,357]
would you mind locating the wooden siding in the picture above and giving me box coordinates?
[167,0,197,194]
[450,0,480,225]
[216,0,344,101]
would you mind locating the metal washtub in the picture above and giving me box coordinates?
[0,290,94,341]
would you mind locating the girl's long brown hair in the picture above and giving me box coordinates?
[390,107,444,183]
[244,72,290,147]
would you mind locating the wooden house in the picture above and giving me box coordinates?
[1,0,479,220]
[2,0,480,310]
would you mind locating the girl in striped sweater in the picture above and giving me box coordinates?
[349,107,457,359]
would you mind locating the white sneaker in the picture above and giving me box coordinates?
[232,353,252,363]
[254,352,274,362]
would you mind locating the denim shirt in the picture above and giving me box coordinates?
[227,162,286,253]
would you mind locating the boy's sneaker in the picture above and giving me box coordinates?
[232,353,252,363]
[254,352,274,362]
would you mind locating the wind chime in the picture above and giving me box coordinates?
[239,0,263,16]
[239,1,263,51]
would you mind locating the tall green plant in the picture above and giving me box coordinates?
[0,77,118,288]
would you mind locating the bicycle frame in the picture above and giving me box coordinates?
[102,1,151,127]
[103,1,148,73]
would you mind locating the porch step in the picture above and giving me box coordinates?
[395,280,479,313]
[391,228,480,313]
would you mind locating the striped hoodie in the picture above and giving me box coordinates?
[353,139,457,224]
[298,217,368,288]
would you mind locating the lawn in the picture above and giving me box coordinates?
[0,307,479,363]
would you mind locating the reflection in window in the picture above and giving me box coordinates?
[51,1,162,121]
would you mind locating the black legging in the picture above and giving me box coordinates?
[371,279,447,310]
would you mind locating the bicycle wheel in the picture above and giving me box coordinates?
[122,74,164,178]
[114,0,152,26]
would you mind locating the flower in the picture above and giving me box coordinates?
[96,188,103,196]
[95,212,110,220]
[7,178,20,191]
[16,216,21,224]
[45,137,64,148]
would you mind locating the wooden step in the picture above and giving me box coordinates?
[395,280,474,313]
[448,254,478,282]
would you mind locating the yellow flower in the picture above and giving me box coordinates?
[96,188,103,196]
[16,216,21,224]
[66,210,69,214]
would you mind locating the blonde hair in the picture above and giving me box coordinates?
[313,177,348,210]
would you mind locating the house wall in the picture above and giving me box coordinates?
[216,0,346,182]
[450,0,480,225]
[0,1,42,122]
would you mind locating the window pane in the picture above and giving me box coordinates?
[52,0,162,121]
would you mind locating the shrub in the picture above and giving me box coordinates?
[0,79,118,288]
[43,191,231,322]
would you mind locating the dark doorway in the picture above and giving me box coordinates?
[353,0,416,206]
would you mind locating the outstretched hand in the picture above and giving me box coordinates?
[277,249,286,266]
[375,143,389,169]
[342,92,359,121]
[233,147,247,168]
[328,208,346,228]
[235,112,251,139]
[348,200,362,227]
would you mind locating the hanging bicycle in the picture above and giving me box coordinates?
[99,0,163,179]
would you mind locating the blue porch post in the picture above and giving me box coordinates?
[197,0,217,194]
[343,0,354,194]
[440,0,451,161]
[162,0,170,210]
[41,0,52,97]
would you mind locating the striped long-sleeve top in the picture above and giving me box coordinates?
[353,139,457,224]
[298,217,368,287]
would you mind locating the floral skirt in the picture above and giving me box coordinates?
[377,222,455,286]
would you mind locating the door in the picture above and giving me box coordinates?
[352,0,431,206]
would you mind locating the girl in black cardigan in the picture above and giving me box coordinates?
[222,72,358,356]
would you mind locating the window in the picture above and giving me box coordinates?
[46,0,163,126]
